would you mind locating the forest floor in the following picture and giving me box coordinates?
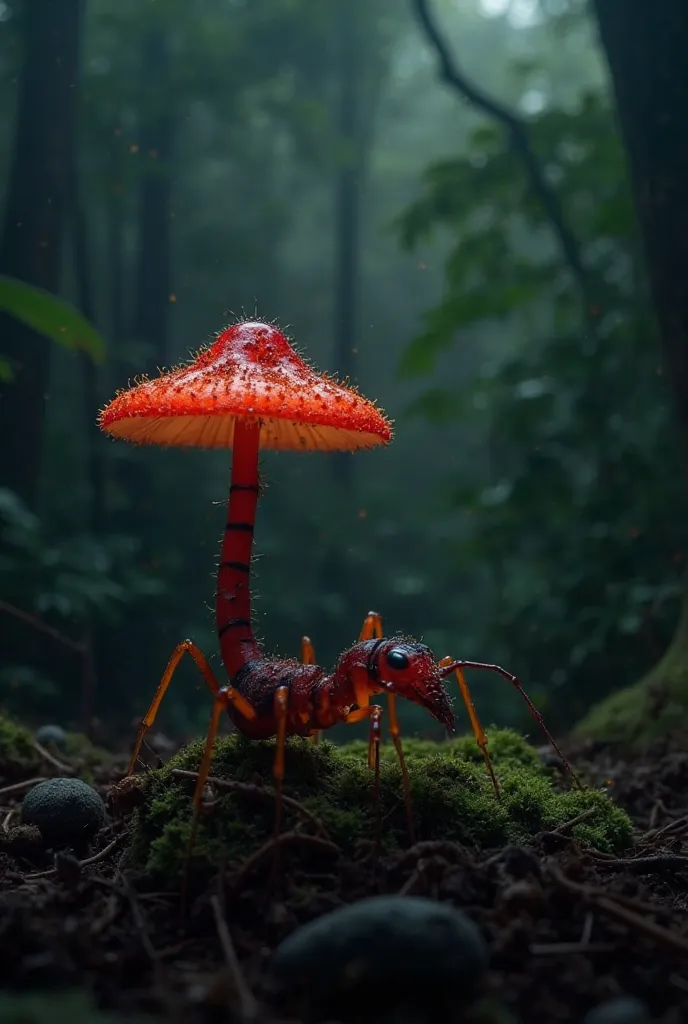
[1,728,688,1024]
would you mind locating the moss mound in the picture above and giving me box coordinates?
[0,714,41,780]
[575,598,688,745]
[129,729,632,882]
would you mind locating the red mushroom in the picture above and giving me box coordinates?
[99,320,392,679]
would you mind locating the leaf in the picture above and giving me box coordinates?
[0,276,106,363]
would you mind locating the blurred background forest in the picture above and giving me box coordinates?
[0,0,685,748]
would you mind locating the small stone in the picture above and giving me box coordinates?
[583,996,651,1024]
[1,824,43,858]
[269,895,489,1016]
[35,724,67,751]
[21,778,106,849]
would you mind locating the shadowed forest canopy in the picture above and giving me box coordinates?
[0,0,686,751]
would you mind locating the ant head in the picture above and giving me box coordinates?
[340,638,455,734]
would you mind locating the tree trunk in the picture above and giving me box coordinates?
[576,0,688,743]
[0,0,84,507]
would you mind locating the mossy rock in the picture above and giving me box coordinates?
[575,598,688,746]
[129,729,632,883]
[0,714,41,780]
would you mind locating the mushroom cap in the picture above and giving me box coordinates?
[99,321,393,452]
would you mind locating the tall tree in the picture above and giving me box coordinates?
[0,0,84,507]
[577,0,688,739]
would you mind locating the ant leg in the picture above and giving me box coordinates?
[182,684,257,908]
[359,610,384,641]
[439,656,500,799]
[273,684,290,838]
[357,614,415,841]
[446,659,583,790]
[385,693,416,843]
[301,635,321,746]
[344,704,383,850]
[128,639,255,774]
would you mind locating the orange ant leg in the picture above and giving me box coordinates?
[344,703,383,852]
[127,639,255,775]
[273,684,289,838]
[182,694,226,909]
[301,635,321,746]
[439,656,500,799]
[359,610,384,642]
[446,659,583,790]
[385,692,416,843]
[178,681,257,909]
[357,611,416,841]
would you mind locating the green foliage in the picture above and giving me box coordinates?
[0,487,163,623]
[0,276,106,366]
[396,60,686,722]
[129,730,631,881]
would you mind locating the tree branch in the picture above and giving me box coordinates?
[413,0,590,303]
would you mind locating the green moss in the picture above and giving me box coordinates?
[0,714,41,778]
[575,595,688,745]
[129,729,632,883]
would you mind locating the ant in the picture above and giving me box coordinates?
[128,609,580,869]
[127,421,579,874]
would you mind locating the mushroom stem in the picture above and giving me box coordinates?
[217,418,262,678]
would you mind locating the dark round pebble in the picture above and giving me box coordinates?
[35,724,67,751]
[269,895,489,1017]
[583,996,651,1024]
[21,778,106,848]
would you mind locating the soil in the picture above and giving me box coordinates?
[1,731,688,1024]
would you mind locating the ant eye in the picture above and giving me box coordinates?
[385,648,409,670]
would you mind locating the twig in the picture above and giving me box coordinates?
[530,941,616,955]
[32,740,75,775]
[232,831,340,893]
[412,0,591,310]
[580,910,594,946]
[0,599,85,653]
[398,857,429,897]
[593,854,688,873]
[640,814,688,845]
[23,833,124,881]
[551,807,598,834]
[550,864,688,958]
[210,894,259,1022]
[118,870,172,1011]
[170,769,330,839]
[0,777,47,798]
[2,809,15,833]
[0,600,96,739]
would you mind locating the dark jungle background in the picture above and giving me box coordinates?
[1,0,686,751]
